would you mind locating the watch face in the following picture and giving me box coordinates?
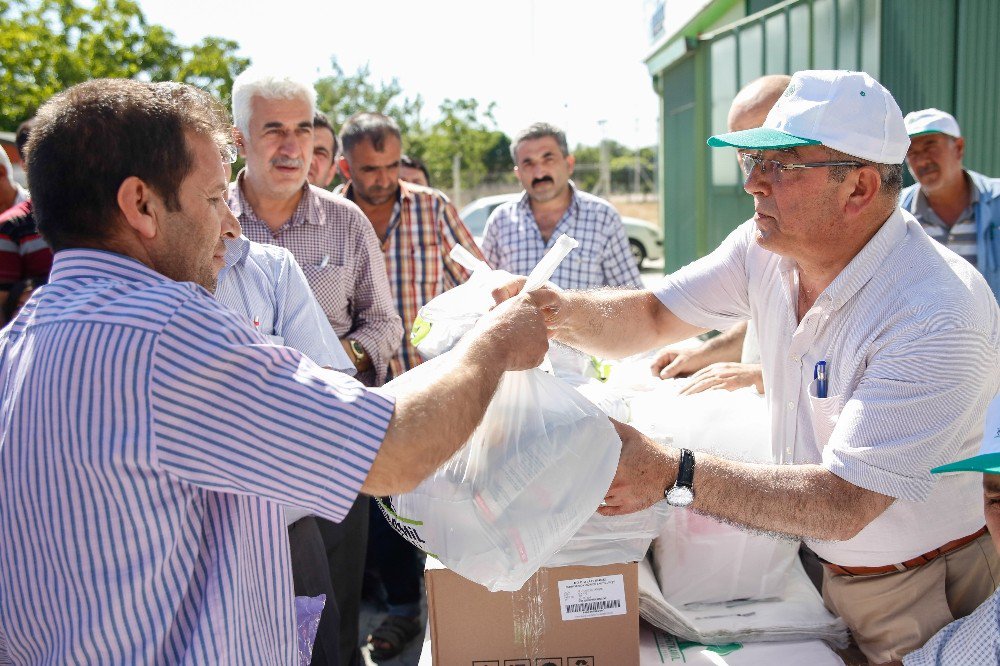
[665,485,694,507]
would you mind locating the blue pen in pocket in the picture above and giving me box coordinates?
[814,360,828,399]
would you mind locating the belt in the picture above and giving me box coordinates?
[822,526,988,577]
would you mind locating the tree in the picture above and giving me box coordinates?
[0,0,249,130]
[313,58,424,136]
[407,98,514,189]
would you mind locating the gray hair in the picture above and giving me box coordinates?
[231,67,317,135]
[0,147,14,187]
[509,122,569,163]
[339,112,402,156]
[825,146,903,202]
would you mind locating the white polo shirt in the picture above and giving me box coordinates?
[655,209,1000,566]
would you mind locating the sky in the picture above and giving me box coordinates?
[137,0,661,149]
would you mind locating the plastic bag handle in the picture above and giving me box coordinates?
[449,244,490,274]
[523,234,579,292]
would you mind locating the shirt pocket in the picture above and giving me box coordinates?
[807,378,843,449]
[301,265,351,317]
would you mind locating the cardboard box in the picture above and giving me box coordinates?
[425,562,639,666]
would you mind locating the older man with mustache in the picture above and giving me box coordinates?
[227,67,403,666]
[480,122,642,290]
[900,109,1000,301]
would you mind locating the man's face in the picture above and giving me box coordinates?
[984,474,1000,554]
[154,132,240,291]
[308,126,338,188]
[740,145,848,259]
[239,95,314,200]
[513,136,575,204]
[341,135,401,206]
[399,164,428,188]
[905,133,965,195]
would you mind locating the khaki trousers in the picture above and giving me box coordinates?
[822,533,999,664]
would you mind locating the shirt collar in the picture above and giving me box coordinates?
[221,235,251,270]
[822,208,909,312]
[48,248,173,287]
[342,179,406,205]
[909,170,979,217]
[229,169,320,229]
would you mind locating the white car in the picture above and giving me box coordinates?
[459,193,664,267]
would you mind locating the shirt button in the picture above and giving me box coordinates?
[785,447,793,455]
[791,354,801,363]
[787,401,795,410]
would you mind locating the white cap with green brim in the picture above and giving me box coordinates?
[904,108,962,139]
[932,394,1000,475]
[707,69,910,164]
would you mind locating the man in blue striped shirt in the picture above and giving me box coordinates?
[0,79,548,664]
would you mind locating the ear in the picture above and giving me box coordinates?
[566,154,576,176]
[954,137,965,161]
[843,166,882,217]
[233,127,247,157]
[337,155,352,181]
[117,176,160,240]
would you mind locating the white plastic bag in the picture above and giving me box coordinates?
[632,387,799,606]
[410,236,578,360]
[379,356,620,591]
[547,503,667,568]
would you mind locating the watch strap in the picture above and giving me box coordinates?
[675,448,695,489]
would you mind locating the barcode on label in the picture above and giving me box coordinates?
[564,599,621,614]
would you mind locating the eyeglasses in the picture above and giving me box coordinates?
[221,144,238,164]
[739,152,865,185]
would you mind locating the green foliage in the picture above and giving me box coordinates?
[314,58,425,137]
[317,60,516,190]
[0,0,249,130]
[407,99,515,189]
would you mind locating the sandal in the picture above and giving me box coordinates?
[367,614,422,661]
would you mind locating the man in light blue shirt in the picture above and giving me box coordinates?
[216,234,353,374]
[215,234,354,665]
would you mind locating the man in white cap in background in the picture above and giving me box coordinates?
[901,108,1000,301]
[893,393,1000,665]
[495,70,1000,663]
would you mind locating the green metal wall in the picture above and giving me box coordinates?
[954,0,1000,177]
[879,0,999,179]
[658,0,882,270]
[655,0,997,271]
[660,54,704,269]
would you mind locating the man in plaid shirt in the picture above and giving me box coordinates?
[337,111,484,661]
[482,122,642,290]
[338,112,485,378]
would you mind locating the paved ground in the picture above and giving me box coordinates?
[358,260,666,665]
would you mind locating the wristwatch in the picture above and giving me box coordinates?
[664,448,696,507]
[348,339,367,365]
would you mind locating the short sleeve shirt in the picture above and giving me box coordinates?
[481,187,642,290]
[0,249,393,663]
[654,209,1000,566]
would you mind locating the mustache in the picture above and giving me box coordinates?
[916,164,939,177]
[531,176,554,187]
[272,157,304,169]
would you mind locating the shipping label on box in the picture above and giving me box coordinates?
[426,562,639,665]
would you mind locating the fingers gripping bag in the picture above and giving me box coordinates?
[379,236,622,592]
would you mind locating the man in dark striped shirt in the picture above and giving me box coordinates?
[0,78,548,665]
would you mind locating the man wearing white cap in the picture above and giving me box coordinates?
[901,108,1000,301]
[893,394,1000,666]
[494,70,1000,662]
